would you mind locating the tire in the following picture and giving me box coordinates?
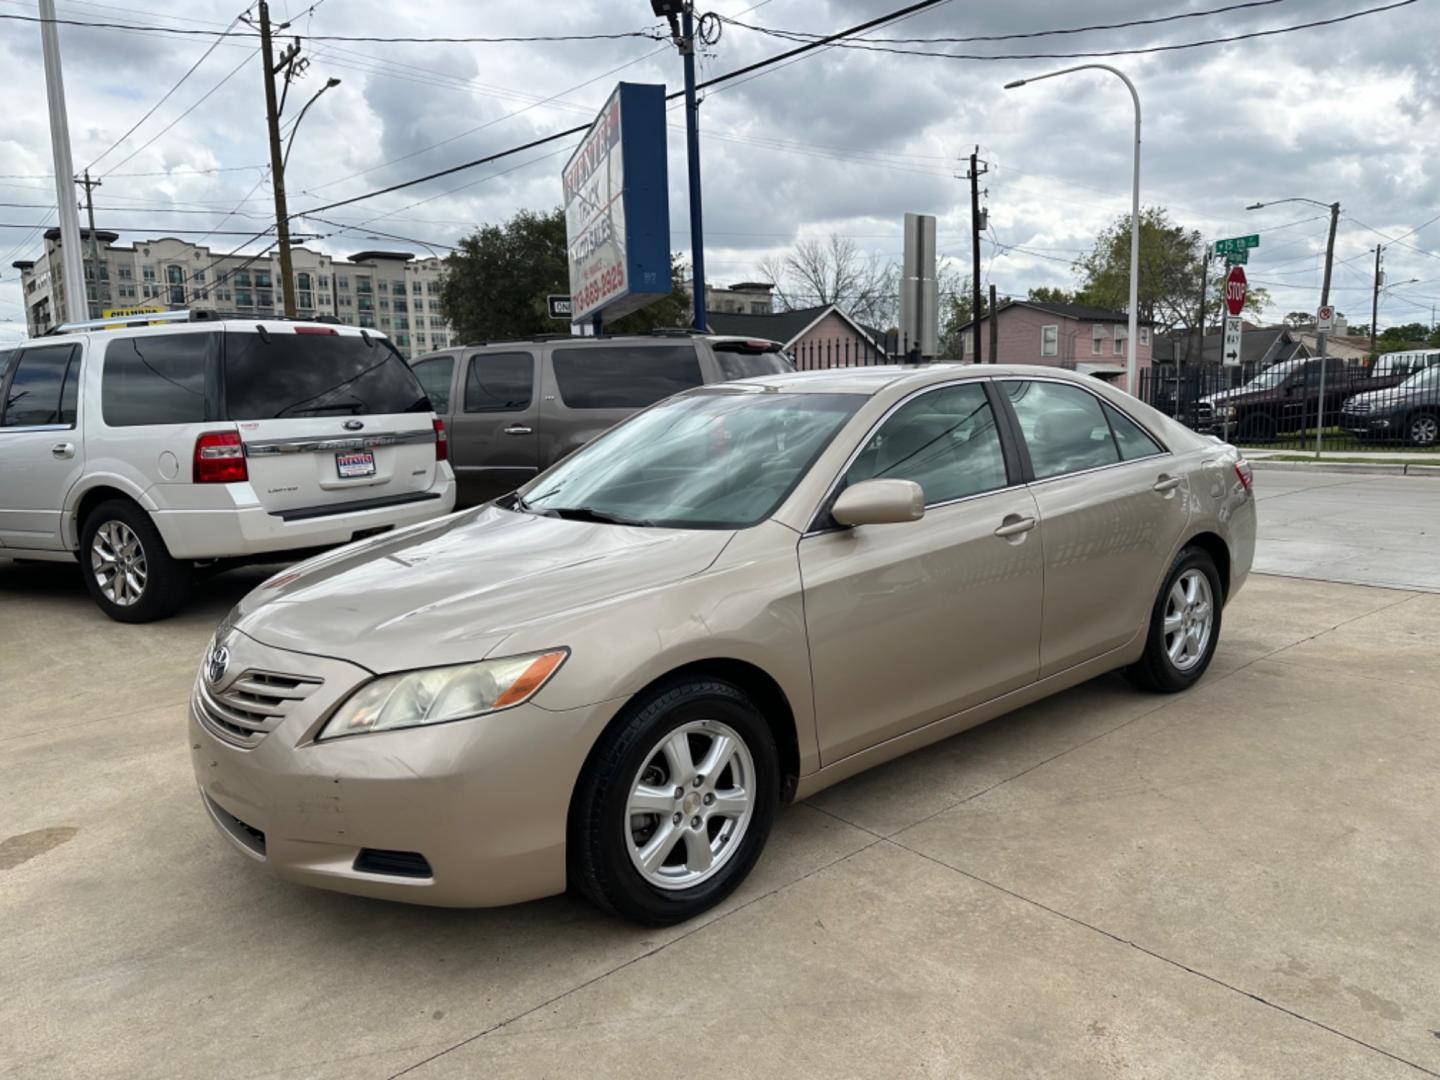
[1125,546,1223,694]
[1237,414,1276,444]
[1406,412,1439,448]
[569,677,779,926]
[79,499,192,623]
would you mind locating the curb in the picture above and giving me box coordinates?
[1249,460,1440,477]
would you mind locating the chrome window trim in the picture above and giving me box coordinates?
[0,422,74,434]
[244,428,436,456]
[801,374,1010,536]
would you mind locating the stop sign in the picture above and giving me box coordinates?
[1225,265,1248,317]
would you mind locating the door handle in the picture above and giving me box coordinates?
[993,515,1036,538]
[503,425,533,436]
[51,442,75,459]
[1152,475,1182,493]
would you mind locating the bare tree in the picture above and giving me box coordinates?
[758,235,897,328]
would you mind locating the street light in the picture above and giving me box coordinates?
[1007,65,1142,394]
[283,77,341,172]
[1247,196,1341,458]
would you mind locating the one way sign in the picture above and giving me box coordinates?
[1222,316,1244,366]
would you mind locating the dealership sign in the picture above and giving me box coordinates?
[562,82,670,324]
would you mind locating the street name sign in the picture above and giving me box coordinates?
[1223,315,1244,366]
[1224,265,1248,317]
[1214,234,1260,255]
[1224,250,1248,266]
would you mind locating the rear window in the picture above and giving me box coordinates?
[552,345,702,409]
[411,355,455,412]
[713,347,792,381]
[223,331,430,419]
[101,332,214,427]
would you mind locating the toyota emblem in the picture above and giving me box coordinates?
[206,644,230,685]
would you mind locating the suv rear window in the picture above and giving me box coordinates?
[713,348,791,381]
[101,332,214,427]
[552,345,702,409]
[223,331,430,419]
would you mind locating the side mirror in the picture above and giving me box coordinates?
[831,479,925,527]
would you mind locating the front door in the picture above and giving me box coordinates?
[799,381,1044,765]
[448,349,539,506]
[1001,379,1191,677]
[0,342,84,550]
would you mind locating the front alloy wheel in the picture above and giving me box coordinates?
[1409,414,1439,448]
[91,519,148,607]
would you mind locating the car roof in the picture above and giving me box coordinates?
[23,318,384,344]
[721,362,1111,396]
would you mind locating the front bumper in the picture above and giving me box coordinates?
[154,471,456,559]
[188,630,622,907]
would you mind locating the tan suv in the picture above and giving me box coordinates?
[409,333,791,506]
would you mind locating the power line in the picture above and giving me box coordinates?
[0,222,311,236]
[725,0,1416,62]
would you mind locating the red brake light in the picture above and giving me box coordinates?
[193,430,248,484]
[433,417,448,462]
[1234,459,1254,493]
[293,325,338,335]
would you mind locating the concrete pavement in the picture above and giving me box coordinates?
[3,560,1439,1078]
[1252,468,1440,591]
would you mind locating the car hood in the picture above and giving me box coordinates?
[232,505,736,673]
[1199,386,1261,406]
[1344,386,1425,408]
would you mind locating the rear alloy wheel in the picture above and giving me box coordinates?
[79,499,191,623]
[1125,546,1223,693]
[570,678,777,925]
[1407,413,1439,448]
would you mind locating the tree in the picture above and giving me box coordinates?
[1075,207,1268,345]
[1377,322,1432,352]
[1284,310,1316,328]
[1026,285,1078,304]
[757,235,897,327]
[440,207,690,342]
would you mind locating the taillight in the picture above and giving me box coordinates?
[1234,459,1254,493]
[433,417,448,462]
[193,430,248,484]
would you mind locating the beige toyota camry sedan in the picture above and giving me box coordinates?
[191,364,1256,924]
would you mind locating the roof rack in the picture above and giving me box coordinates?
[48,309,356,336]
[51,309,193,334]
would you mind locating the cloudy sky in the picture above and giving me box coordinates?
[0,0,1437,344]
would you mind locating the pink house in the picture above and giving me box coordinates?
[958,300,1155,391]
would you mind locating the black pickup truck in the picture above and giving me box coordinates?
[1196,356,1407,443]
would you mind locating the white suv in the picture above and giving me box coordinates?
[0,313,456,621]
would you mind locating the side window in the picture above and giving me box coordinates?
[552,345,703,409]
[1005,380,1120,480]
[1,345,78,427]
[1040,325,1058,357]
[1103,402,1164,461]
[411,355,455,413]
[845,383,1008,505]
[101,332,213,427]
[463,351,533,412]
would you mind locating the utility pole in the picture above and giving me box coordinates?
[77,170,103,317]
[1369,243,1382,359]
[37,0,87,326]
[988,283,998,362]
[680,5,707,331]
[1314,201,1340,458]
[967,147,988,361]
[257,1,299,317]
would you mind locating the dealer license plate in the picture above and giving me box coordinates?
[335,450,376,478]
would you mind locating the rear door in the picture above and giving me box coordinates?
[0,341,84,549]
[542,342,704,466]
[224,326,438,516]
[448,348,538,506]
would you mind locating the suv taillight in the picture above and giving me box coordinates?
[193,430,247,483]
[433,417,448,462]
[1234,459,1254,493]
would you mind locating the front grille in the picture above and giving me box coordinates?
[1195,402,1215,423]
[1343,401,1371,415]
[354,849,433,879]
[195,669,323,747]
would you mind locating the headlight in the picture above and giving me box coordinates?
[318,650,568,740]
[1217,405,1236,419]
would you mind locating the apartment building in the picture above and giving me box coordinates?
[12,230,452,358]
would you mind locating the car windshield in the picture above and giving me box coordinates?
[1245,360,1303,389]
[518,389,863,529]
[1400,365,1440,392]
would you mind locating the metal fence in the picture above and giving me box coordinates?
[1137,363,1440,452]
[789,331,920,370]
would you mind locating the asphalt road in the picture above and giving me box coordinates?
[3,487,1439,1078]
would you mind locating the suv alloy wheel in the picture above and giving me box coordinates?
[79,500,192,623]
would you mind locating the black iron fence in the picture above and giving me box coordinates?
[1138,363,1440,451]
[788,331,920,370]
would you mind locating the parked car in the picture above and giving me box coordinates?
[0,312,455,621]
[191,364,1255,925]
[1196,355,1359,442]
[1366,348,1440,383]
[409,333,792,506]
[1340,360,1440,446]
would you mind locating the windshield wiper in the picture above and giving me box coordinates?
[543,505,654,527]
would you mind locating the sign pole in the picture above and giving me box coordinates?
[680,7,707,332]
[1314,201,1340,459]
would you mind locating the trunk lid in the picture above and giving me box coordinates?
[224,325,437,514]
